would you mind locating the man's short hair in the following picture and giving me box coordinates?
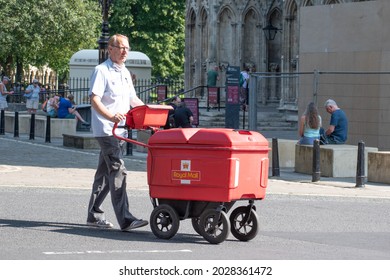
[2,76,10,82]
[324,99,337,107]
[108,34,129,46]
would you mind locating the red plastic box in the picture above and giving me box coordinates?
[147,128,269,202]
[126,104,172,129]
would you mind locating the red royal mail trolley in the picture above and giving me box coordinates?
[113,105,269,244]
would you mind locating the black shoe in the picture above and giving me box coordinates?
[81,122,90,127]
[121,219,148,231]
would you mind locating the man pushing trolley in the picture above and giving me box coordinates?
[113,104,270,244]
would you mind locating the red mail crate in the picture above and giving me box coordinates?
[126,104,172,129]
[146,128,269,202]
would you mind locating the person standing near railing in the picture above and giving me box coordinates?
[207,65,220,87]
[0,76,14,110]
[239,67,250,111]
[24,79,41,114]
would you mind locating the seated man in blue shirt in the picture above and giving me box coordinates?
[320,99,348,144]
[57,94,90,127]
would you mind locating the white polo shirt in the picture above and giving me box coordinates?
[89,58,138,137]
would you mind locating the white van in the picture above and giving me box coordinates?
[69,49,152,82]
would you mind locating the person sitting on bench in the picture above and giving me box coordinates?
[57,94,90,127]
[320,99,348,144]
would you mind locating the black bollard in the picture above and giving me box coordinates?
[242,107,246,130]
[45,115,51,143]
[312,139,321,182]
[126,128,133,156]
[355,141,365,188]
[29,113,35,140]
[272,138,280,177]
[14,112,19,138]
[0,109,5,135]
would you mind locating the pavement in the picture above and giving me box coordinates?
[1,131,390,199]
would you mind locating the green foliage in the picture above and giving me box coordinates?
[110,0,185,78]
[0,0,185,80]
[0,0,101,80]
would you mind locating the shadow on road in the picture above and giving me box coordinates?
[0,218,208,244]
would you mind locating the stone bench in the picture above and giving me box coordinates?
[63,133,99,149]
[63,130,141,150]
[368,151,390,184]
[4,112,78,138]
[268,138,296,168]
[295,144,378,177]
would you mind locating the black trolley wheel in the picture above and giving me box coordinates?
[150,204,180,240]
[229,206,259,241]
[191,218,201,235]
[199,209,230,244]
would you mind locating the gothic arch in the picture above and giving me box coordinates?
[323,0,341,4]
[217,6,237,68]
[283,0,299,105]
[302,0,314,6]
[267,7,282,71]
[200,7,209,87]
[284,0,299,72]
[186,8,197,88]
[284,0,296,11]
[264,7,282,102]
[242,7,260,71]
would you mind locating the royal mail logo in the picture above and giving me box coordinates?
[172,170,201,180]
[171,160,201,184]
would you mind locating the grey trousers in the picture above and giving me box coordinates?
[87,136,137,229]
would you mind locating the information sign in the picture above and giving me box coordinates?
[157,85,167,101]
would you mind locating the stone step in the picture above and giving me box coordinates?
[197,119,297,129]
[257,121,296,127]
[199,116,295,124]
[197,106,296,130]
[199,110,284,119]
[199,116,289,124]
[258,126,297,131]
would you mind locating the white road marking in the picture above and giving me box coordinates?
[0,165,21,173]
[269,191,390,199]
[43,249,192,255]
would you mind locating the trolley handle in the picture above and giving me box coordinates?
[112,122,150,148]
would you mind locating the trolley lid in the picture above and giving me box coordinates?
[149,128,269,148]
[126,104,172,129]
[148,128,200,144]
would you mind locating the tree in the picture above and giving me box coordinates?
[0,0,101,82]
[110,0,185,78]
